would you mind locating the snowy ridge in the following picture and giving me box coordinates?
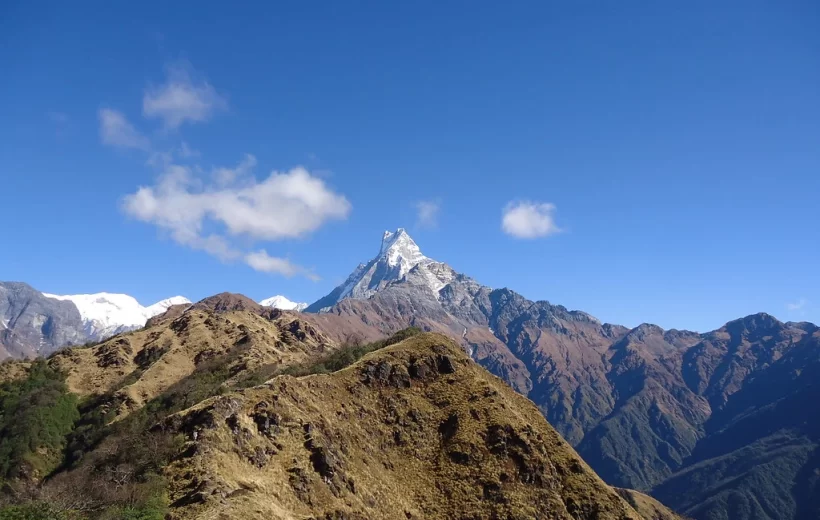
[259,295,308,311]
[43,292,191,340]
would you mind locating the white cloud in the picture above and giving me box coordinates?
[99,108,150,150]
[415,200,441,229]
[121,157,350,274]
[245,250,319,281]
[786,298,808,312]
[501,201,562,239]
[143,63,227,129]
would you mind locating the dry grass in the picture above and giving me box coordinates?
[46,309,337,421]
[160,333,647,520]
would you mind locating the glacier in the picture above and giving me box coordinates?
[42,292,191,340]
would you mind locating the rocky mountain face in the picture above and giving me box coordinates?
[0,282,86,359]
[306,228,456,313]
[0,282,190,358]
[651,320,820,520]
[0,298,673,520]
[43,291,191,341]
[307,229,820,520]
[162,333,658,520]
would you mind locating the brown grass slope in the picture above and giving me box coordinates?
[160,332,652,520]
[44,296,336,421]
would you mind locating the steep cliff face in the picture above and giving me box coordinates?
[0,282,86,359]
[1,281,190,359]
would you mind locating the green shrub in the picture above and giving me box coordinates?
[0,360,79,479]
[0,502,72,520]
[98,493,167,520]
[279,326,423,378]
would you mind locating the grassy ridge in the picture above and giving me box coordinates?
[0,328,423,519]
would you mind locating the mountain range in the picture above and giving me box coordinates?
[0,285,307,359]
[304,229,820,519]
[0,299,678,519]
[1,228,817,519]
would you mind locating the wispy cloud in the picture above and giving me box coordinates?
[415,199,441,229]
[786,298,809,312]
[212,153,256,185]
[121,157,350,277]
[99,108,150,150]
[142,62,227,129]
[501,201,562,239]
[245,250,320,281]
[177,141,199,158]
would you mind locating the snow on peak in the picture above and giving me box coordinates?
[259,295,308,311]
[42,292,191,340]
[310,228,455,311]
[144,296,192,317]
[379,228,428,270]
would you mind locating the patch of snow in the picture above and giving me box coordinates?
[327,228,453,306]
[380,229,428,273]
[144,296,192,318]
[259,295,308,311]
[43,292,191,340]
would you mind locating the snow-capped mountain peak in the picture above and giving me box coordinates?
[259,295,308,311]
[42,292,191,340]
[380,228,429,272]
[306,228,456,312]
[144,296,193,317]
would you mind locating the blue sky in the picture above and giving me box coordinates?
[1,1,818,331]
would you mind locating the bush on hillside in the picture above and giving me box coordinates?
[280,326,423,377]
[0,360,79,479]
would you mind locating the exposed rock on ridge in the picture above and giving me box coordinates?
[160,333,651,520]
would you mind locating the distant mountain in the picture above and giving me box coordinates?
[0,283,190,358]
[43,292,191,341]
[307,229,820,520]
[306,228,455,312]
[259,295,307,311]
[0,301,669,519]
[650,318,820,520]
[0,282,86,359]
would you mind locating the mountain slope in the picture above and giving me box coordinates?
[161,332,648,519]
[0,282,192,359]
[46,293,333,416]
[43,292,191,340]
[0,282,86,359]
[306,228,454,312]
[652,324,820,520]
[0,297,671,520]
[306,229,820,519]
